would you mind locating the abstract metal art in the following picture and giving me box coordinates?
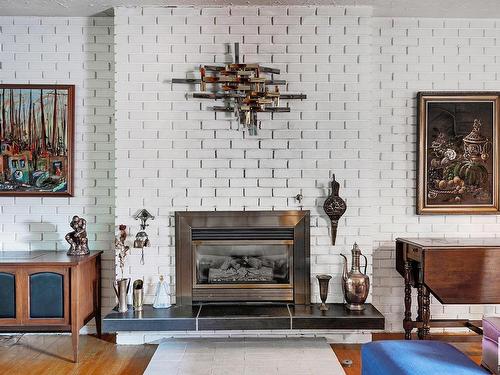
[172,43,306,135]
[323,175,347,245]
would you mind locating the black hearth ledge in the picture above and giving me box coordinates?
[103,303,384,333]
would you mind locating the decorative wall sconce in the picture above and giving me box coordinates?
[133,209,155,265]
[323,175,347,245]
[172,42,306,136]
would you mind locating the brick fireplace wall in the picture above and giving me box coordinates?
[114,7,500,335]
[114,5,375,314]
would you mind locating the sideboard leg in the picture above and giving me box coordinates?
[95,255,102,339]
[72,330,79,363]
[71,265,80,362]
[403,260,413,340]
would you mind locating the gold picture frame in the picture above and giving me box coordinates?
[417,92,500,214]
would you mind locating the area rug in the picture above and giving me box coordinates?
[144,337,346,375]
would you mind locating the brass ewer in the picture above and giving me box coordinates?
[340,243,370,311]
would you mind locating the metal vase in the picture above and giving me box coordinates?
[113,278,130,313]
[340,243,370,311]
[316,274,332,311]
[132,279,144,312]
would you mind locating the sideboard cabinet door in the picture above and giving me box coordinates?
[0,269,20,324]
[25,267,70,325]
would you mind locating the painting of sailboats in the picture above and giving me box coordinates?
[0,84,74,196]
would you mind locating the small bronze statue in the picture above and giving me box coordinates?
[65,215,89,256]
[323,174,347,245]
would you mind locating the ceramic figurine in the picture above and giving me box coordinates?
[153,275,171,309]
[65,215,89,256]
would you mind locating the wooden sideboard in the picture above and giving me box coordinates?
[0,251,102,362]
[396,238,500,340]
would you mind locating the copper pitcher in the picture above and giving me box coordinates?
[340,243,369,311]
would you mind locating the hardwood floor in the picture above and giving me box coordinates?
[0,333,484,375]
[0,334,157,375]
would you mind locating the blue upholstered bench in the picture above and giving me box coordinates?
[362,341,488,375]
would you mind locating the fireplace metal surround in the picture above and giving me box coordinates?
[175,210,310,305]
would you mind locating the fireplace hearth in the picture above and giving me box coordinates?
[175,210,310,305]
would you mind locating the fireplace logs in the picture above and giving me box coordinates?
[207,256,274,283]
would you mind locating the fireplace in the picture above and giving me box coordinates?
[175,210,310,305]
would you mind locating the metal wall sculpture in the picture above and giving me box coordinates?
[133,209,155,265]
[323,175,347,245]
[173,43,306,136]
[0,84,74,196]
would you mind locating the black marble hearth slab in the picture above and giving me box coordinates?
[102,305,199,333]
[289,303,385,330]
[102,303,385,332]
[197,304,291,330]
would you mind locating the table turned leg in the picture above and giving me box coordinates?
[417,283,424,339]
[403,260,413,340]
[421,285,431,339]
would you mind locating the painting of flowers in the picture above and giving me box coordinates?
[0,84,74,196]
[418,93,499,214]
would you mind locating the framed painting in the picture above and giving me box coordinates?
[0,84,74,196]
[417,92,500,214]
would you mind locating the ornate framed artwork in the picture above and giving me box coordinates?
[417,92,500,214]
[0,84,74,196]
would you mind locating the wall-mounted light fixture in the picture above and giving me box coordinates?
[133,209,155,265]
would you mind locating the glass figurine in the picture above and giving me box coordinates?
[153,275,171,309]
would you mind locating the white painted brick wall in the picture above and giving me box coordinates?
[372,17,500,331]
[115,8,500,335]
[2,8,499,337]
[0,16,116,311]
[114,6,375,315]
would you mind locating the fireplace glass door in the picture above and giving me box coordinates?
[193,240,293,288]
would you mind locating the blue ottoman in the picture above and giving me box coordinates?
[362,341,488,375]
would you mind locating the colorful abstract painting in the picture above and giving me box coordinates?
[0,85,74,196]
